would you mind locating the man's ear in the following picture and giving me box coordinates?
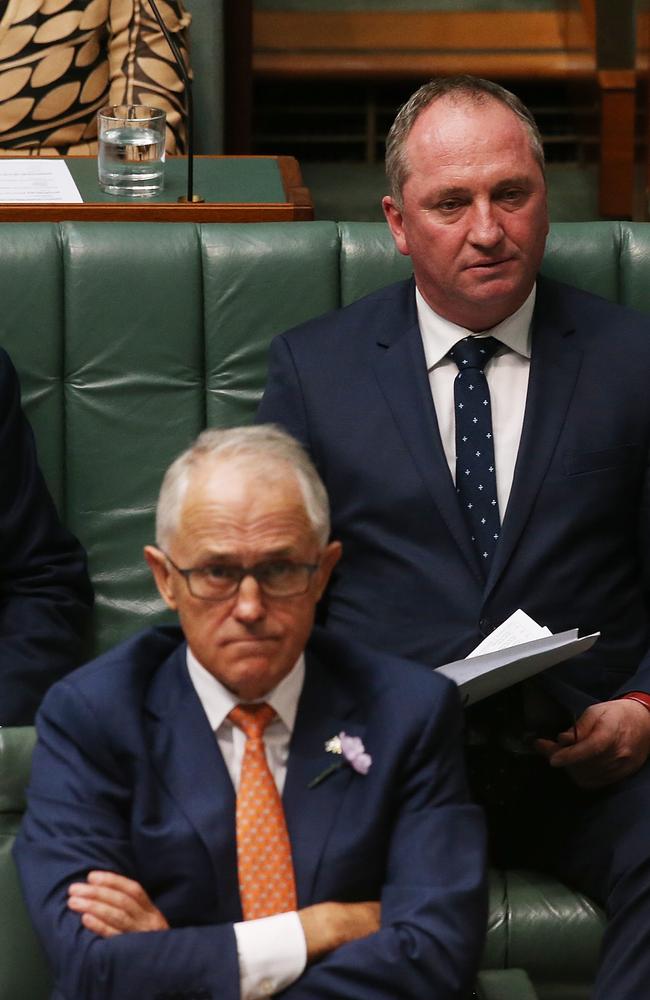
[315,540,342,600]
[382,196,410,257]
[144,546,179,611]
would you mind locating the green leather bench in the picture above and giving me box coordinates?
[3,218,643,999]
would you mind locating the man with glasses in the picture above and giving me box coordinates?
[15,424,486,1000]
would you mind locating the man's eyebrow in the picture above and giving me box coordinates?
[492,175,533,189]
[199,546,297,563]
[431,186,471,200]
[431,177,533,200]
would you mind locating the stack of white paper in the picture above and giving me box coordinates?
[436,609,599,705]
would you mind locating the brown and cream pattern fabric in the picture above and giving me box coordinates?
[0,0,190,156]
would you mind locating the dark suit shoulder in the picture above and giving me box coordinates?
[537,274,650,342]
[278,278,416,351]
[307,626,458,710]
[39,625,185,718]
[0,346,18,384]
[0,347,34,430]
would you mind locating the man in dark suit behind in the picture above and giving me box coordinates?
[257,77,650,996]
[0,348,92,724]
[15,424,486,1000]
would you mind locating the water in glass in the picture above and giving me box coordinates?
[98,125,165,196]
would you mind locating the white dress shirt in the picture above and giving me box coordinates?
[416,285,536,519]
[187,648,307,1000]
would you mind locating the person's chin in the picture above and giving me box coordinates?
[466,266,529,307]
[226,639,279,668]
[223,641,283,694]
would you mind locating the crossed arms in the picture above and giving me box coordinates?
[15,669,487,999]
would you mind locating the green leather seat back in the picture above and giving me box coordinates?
[477,968,539,1000]
[338,219,650,310]
[0,728,51,1000]
[4,222,642,998]
[485,870,605,1000]
[0,219,649,657]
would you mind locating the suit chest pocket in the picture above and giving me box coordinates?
[563,443,642,477]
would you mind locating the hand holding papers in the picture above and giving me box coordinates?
[436,609,599,706]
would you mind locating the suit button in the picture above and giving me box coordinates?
[479,618,492,635]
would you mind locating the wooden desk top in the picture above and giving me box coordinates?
[0,156,313,223]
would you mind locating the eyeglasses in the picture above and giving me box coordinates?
[159,550,320,601]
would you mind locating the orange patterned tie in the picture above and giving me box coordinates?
[228,703,297,919]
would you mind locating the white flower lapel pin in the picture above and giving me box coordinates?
[308,731,372,789]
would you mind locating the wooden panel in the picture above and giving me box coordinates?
[253,10,596,78]
[598,69,636,219]
[636,10,650,67]
[254,11,592,51]
[224,0,253,153]
[578,0,597,46]
[254,51,595,79]
[641,10,650,217]
[0,203,300,222]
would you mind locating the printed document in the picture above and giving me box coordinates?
[0,160,83,203]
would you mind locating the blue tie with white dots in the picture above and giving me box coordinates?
[448,335,502,574]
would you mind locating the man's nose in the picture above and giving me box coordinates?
[231,573,266,622]
[467,202,504,248]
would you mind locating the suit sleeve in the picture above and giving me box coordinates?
[256,335,313,452]
[0,352,93,725]
[281,681,488,1000]
[13,682,241,1000]
[613,439,650,698]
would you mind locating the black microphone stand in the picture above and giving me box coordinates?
[147,0,204,203]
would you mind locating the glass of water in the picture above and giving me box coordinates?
[97,105,166,197]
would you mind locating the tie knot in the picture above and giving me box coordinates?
[229,702,276,739]
[449,335,501,373]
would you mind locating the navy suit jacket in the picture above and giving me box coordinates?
[15,625,487,1000]
[0,348,92,724]
[257,275,650,714]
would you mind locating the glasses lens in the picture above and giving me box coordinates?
[188,561,314,600]
[257,561,312,597]
[190,565,240,600]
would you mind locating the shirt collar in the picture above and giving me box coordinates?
[186,645,305,735]
[416,284,536,371]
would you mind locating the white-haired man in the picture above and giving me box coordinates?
[15,424,487,1000]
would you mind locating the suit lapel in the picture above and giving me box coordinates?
[485,278,584,595]
[283,645,363,906]
[372,288,483,580]
[144,644,241,921]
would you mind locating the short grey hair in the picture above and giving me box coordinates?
[155,425,331,549]
[385,76,546,207]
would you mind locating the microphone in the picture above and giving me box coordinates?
[146,0,204,203]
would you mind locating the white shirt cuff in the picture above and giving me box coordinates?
[234,910,307,999]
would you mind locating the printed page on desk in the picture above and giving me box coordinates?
[436,609,599,706]
[0,160,83,202]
